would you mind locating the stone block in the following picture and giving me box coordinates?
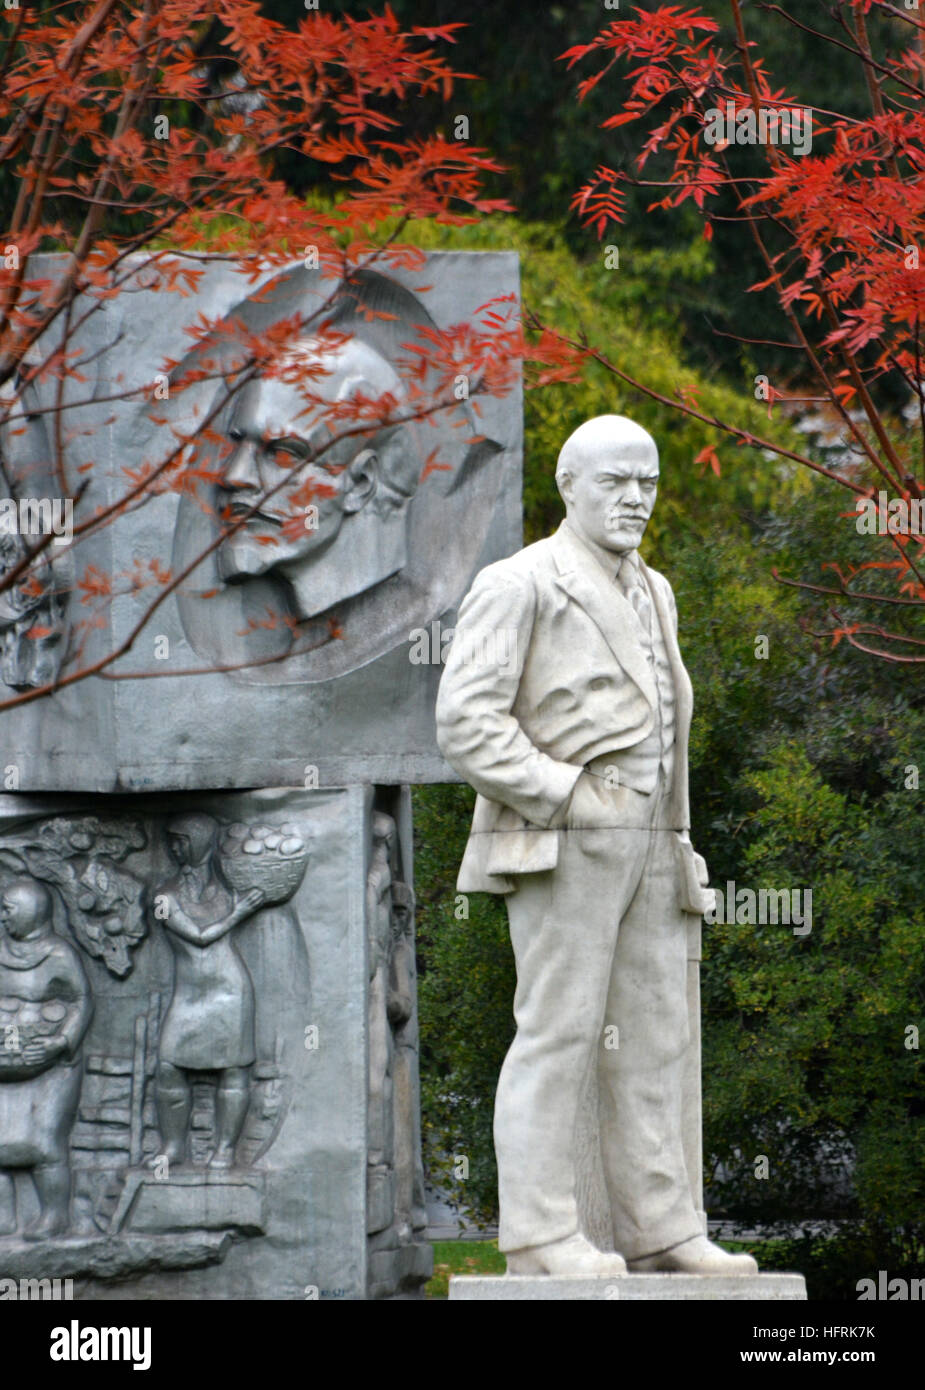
[0,785,427,1298]
[0,253,522,791]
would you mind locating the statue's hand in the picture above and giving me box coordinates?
[236,887,265,919]
[558,770,614,830]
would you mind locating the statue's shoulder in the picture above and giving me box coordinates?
[467,536,558,592]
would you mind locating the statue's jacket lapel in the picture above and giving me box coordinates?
[548,522,657,712]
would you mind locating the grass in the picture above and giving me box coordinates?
[425,1237,766,1299]
[426,1240,506,1299]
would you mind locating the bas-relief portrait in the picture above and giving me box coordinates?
[170,265,515,686]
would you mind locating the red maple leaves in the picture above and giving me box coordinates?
[0,1,526,703]
[560,0,925,660]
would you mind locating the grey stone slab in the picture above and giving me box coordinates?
[114,1171,266,1235]
[0,252,522,790]
[448,1273,808,1301]
[0,785,428,1298]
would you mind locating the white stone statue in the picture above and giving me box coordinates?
[435,415,758,1278]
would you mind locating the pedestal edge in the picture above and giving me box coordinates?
[448,1273,808,1301]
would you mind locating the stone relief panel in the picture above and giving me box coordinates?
[0,876,92,1241]
[0,253,522,791]
[0,395,74,692]
[0,816,149,977]
[0,786,391,1299]
[0,532,71,691]
[170,265,512,688]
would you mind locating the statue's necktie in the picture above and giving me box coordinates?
[616,552,652,635]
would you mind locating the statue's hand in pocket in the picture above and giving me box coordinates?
[561,770,616,830]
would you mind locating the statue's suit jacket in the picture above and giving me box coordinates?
[435,521,696,894]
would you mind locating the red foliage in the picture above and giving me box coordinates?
[561,0,925,660]
[0,1,550,703]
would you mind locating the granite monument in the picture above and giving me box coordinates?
[0,249,523,1298]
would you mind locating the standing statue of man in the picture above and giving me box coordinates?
[435,415,758,1278]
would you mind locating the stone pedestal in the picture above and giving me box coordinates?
[449,1273,808,1301]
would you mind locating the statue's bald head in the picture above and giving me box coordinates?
[555,415,658,494]
[555,415,659,558]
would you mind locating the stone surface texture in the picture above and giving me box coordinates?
[0,786,430,1299]
[0,253,522,791]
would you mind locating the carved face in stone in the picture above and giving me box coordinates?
[215,338,416,621]
[1,878,52,940]
[166,813,216,868]
[557,415,660,557]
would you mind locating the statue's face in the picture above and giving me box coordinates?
[167,816,216,866]
[562,435,659,556]
[167,832,191,866]
[1,884,46,939]
[216,374,379,584]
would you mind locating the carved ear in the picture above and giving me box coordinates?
[342,449,378,513]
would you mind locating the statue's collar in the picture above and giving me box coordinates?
[554,519,639,583]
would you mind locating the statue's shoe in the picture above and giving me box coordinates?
[628,1235,758,1276]
[506,1233,628,1277]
